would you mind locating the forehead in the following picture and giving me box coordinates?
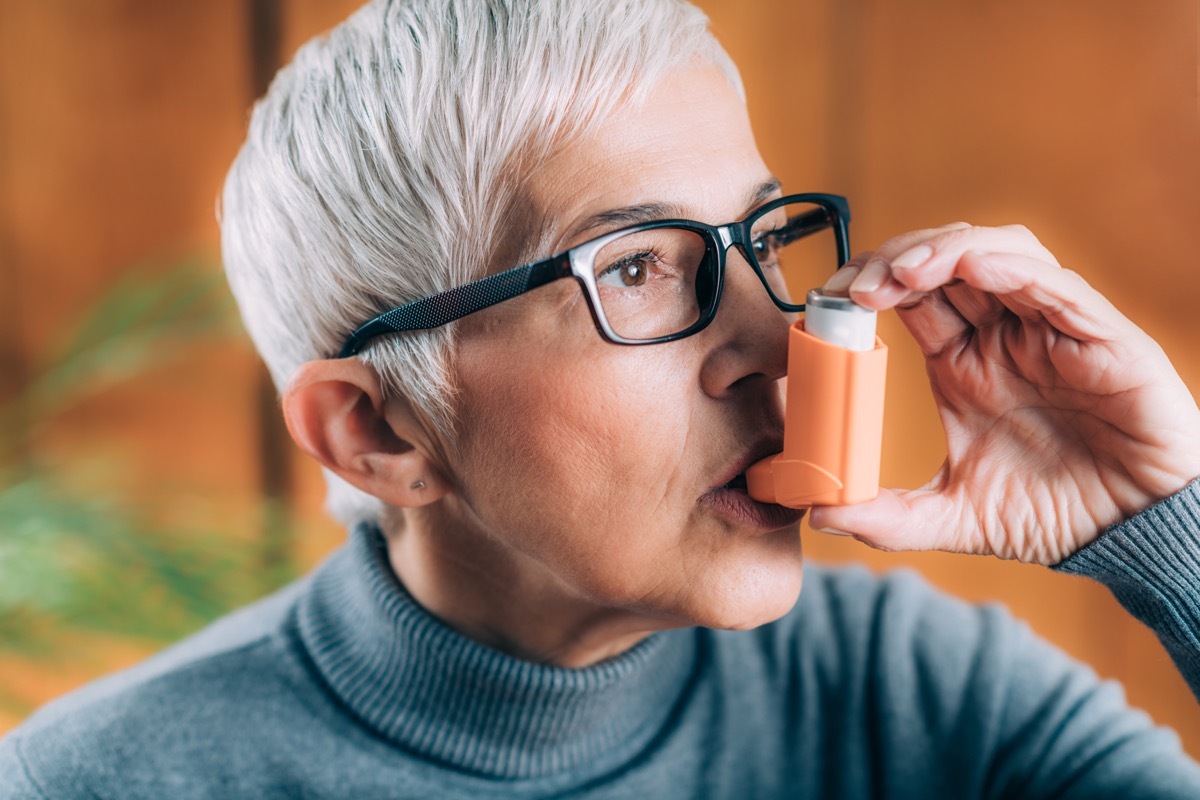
[529,62,774,252]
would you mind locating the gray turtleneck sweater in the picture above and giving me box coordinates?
[4,483,1200,798]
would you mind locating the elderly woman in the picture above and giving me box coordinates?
[4,0,1200,797]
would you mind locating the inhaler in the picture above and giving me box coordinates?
[746,288,887,508]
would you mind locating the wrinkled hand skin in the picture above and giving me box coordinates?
[808,223,1200,565]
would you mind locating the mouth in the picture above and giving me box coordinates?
[710,437,782,493]
[701,439,805,531]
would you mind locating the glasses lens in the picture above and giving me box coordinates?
[591,227,709,340]
[747,201,840,308]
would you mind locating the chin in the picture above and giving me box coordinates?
[683,539,805,631]
[700,580,804,631]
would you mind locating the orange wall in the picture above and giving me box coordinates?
[2,0,1198,754]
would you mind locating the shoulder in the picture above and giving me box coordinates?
[702,563,1200,796]
[0,579,317,799]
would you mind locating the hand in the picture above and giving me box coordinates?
[807,223,1200,564]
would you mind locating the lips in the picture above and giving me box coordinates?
[701,438,804,531]
[710,438,785,494]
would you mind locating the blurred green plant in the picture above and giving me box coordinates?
[0,259,292,716]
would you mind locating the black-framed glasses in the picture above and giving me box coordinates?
[337,193,851,357]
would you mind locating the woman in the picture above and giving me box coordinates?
[3,0,1199,796]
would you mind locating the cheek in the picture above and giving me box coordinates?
[453,341,698,576]
[449,333,805,628]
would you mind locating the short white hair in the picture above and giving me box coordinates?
[220,0,743,524]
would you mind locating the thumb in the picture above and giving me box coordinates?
[807,487,963,553]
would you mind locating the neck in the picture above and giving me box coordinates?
[296,522,699,780]
[382,505,673,668]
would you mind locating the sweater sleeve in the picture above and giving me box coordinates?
[0,737,52,800]
[1053,477,1200,698]
[828,566,1200,799]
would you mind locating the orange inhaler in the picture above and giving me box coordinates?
[746,289,887,508]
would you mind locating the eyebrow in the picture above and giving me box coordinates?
[569,177,784,241]
[747,177,783,210]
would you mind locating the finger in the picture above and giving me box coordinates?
[892,288,973,358]
[807,487,968,554]
[847,256,920,310]
[845,224,975,309]
[852,227,1136,344]
[954,251,1137,343]
[993,287,1042,322]
[849,225,1056,311]
[941,280,1007,328]
[877,225,1059,296]
[821,264,860,295]
[868,221,975,264]
[842,251,875,271]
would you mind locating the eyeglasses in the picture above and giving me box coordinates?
[337,193,851,357]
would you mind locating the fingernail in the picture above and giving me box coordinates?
[851,259,888,293]
[891,244,933,271]
[813,526,854,537]
[822,265,860,295]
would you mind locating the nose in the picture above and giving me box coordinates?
[696,243,791,399]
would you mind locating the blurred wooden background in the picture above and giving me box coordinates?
[1,0,1198,758]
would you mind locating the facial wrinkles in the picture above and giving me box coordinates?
[458,340,670,548]
[536,81,764,252]
[649,414,712,604]
[416,64,808,653]
[599,341,750,621]
[505,105,777,538]
[631,366,694,531]
[569,357,684,513]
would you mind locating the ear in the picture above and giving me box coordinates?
[282,359,449,507]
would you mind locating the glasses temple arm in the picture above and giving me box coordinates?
[783,207,837,241]
[786,205,852,266]
[336,257,567,357]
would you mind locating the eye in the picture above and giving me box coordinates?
[752,230,782,265]
[597,252,655,288]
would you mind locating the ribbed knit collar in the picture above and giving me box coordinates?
[296,523,698,779]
